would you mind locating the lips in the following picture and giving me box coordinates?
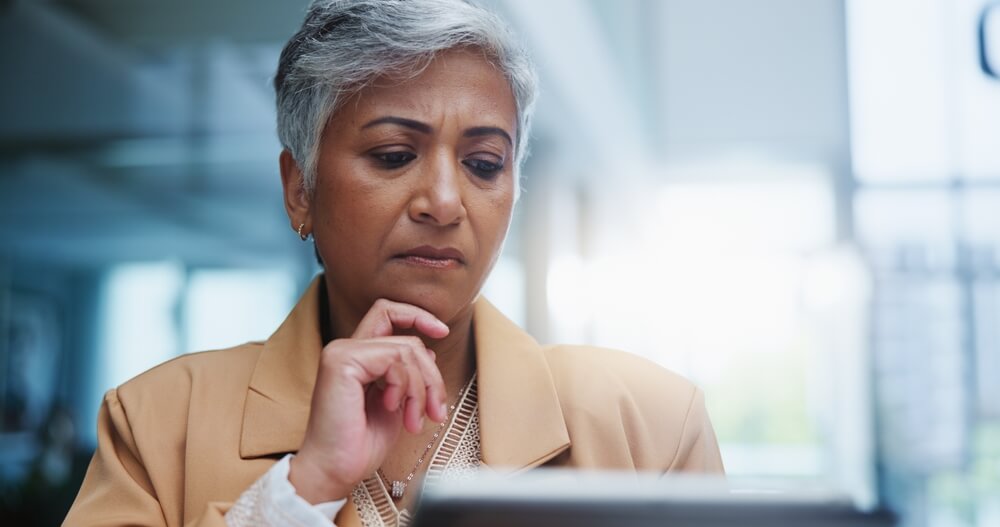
[395,245,466,269]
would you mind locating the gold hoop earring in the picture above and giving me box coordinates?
[297,223,309,241]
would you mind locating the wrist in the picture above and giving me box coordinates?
[288,452,354,504]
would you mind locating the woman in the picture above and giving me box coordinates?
[64,1,724,526]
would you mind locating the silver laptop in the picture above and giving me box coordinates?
[412,470,896,527]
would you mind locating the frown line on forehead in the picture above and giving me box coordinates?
[361,116,513,146]
[362,116,432,134]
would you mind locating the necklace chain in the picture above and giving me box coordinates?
[377,374,475,500]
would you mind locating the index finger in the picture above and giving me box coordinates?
[353,299,450,340]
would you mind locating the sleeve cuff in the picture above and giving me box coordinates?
[225,454,347,526]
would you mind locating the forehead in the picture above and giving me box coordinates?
[334,48,518,132]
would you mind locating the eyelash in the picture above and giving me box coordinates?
[462,158,504,180]
[373,151,415,169]
[371,152,505,180]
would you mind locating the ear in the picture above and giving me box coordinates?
[280,149,311,236]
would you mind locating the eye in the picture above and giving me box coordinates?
[372,151,416,169]
[462,158,505,180]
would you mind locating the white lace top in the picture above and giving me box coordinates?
[351,377,481,527]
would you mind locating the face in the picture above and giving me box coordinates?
[285,49,518,327]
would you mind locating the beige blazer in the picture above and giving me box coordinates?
[64,277,724,527]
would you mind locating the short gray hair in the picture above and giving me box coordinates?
[275,0,538,194]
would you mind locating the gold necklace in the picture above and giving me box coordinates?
[377,374,475,500]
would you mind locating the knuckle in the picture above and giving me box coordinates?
[319,346,343,369]
[322,338,350,356]
[319,339,361,367]
[391,343,410,358]
[340,362,365,380]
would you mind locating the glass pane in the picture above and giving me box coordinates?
[182,268,296,353]
[847,0,1000,182]
[100,262,184,392]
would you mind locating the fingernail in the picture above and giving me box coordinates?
[439,403,448,419]
[419,416,426,428]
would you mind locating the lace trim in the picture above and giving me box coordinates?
[353,376,481,527]
[426,377,480,483]
[351,476,412,527]
[225,462,269,526]
[226,455,342,527]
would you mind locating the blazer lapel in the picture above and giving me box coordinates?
[474,298,571,472]
[240,277,323,458]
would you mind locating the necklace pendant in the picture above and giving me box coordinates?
[390,480,406,499]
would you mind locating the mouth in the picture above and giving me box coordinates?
[394,245,466,270]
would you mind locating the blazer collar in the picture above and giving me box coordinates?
[239,277,324,459]
[471,298,570,471]
[239,275,570,470]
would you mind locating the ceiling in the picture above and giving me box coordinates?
[53,0,312,47]
[0,0,851,270]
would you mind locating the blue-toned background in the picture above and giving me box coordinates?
[1,1,999,525]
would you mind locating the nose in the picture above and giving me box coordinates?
[408,152,466,226]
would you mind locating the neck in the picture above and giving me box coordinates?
[426,310,477,397]
[320,280,476,398]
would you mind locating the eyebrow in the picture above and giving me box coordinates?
[361,116,513,147]
[463,126,513,147]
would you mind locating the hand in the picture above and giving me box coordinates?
[289,299,450,504]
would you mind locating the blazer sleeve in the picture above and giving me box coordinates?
[63,389,232,527]
[666,387,725,473]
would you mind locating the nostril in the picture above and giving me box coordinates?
[407,172,467,226]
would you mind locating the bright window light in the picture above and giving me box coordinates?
[545,160,864,489]
[100,262,184,392]
[182,269,296,353]
[482,257,527,328]
[99,264,297,394]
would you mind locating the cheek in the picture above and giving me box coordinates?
[492,181,516,222]
[318,169,394,234]
[478,191,515,248]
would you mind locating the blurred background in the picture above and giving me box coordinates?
[1,0,999,525]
